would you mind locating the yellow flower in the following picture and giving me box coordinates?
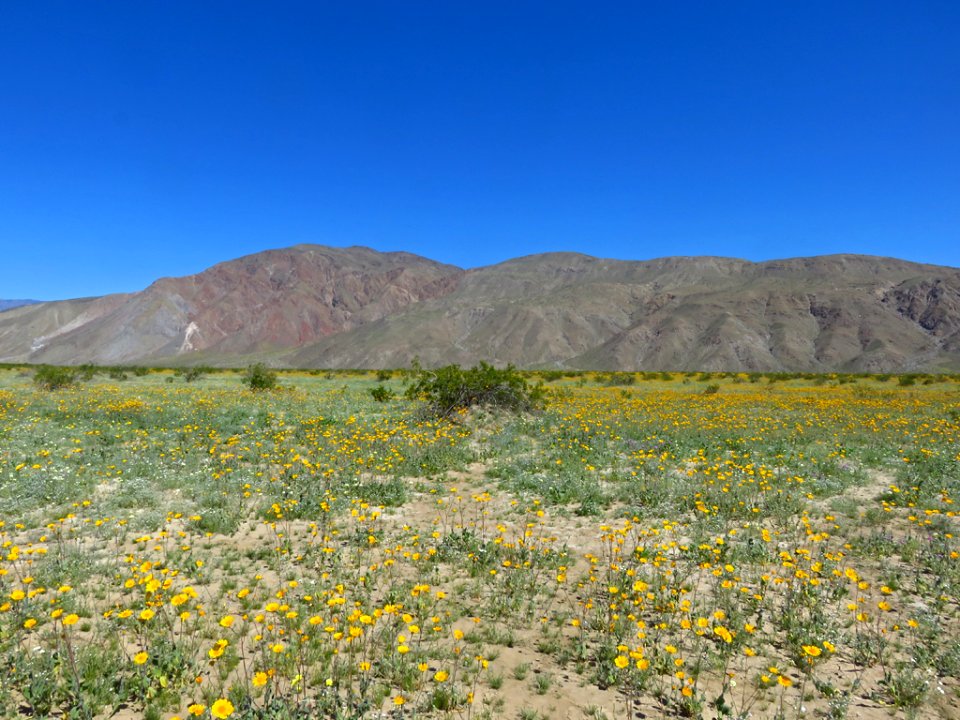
[393,695,406,706]
[63,613,80,626]
[133,651,149,665]
[802,645,821,658]
[433,670,449,682]
[139,609,154,622]
[23,618,37,630]
[208,639,228,659]
[252,671,268,687]
[9,590,25,602]
[614,655,629,669]
[778,675,793,687]
[219,615,235,628]
[210,698,235,719]
[187,704,205,716]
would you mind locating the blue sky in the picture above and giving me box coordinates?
[2,2,958,300]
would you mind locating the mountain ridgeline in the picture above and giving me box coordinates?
[1,245,959,372]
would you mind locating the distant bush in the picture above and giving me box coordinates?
[599,372,636,386]
[178,365,213,383]
[405,361,544,418]
[76,363,98,382]
[703,383,721,395]
[376,369,393,382]
[33,365,77,390]
[242,363,278,391]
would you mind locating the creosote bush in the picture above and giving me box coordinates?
[32,365,78,390]
[405,361,543,417]
[369,384,394,402]
[241,362,278,391]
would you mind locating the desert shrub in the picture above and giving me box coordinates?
[376,369,393,382]
[405,361,543,417]
[178,365,213,382]
[241,362,278,391]
[601,372,636,386]
[76,363,98,381]
[369,384,394,402]
[33,365,78,390]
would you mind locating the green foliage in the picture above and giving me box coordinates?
[598,371,636,386]
[76,363,98,381]
[33,365,78,390]
[241,362,278,391]
[405,361,544,417]
[177,365,213,383]
[369,384,395,402]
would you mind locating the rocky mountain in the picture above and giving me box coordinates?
[1,245,959,372]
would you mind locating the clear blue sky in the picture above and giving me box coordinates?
[2,2,958,300]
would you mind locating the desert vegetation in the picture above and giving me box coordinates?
[0,366,958,719]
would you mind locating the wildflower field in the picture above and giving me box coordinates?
[1,368,958,720]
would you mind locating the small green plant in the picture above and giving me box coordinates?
[533,672,553,695]
[241,362,278,391]
[33,365,78,390]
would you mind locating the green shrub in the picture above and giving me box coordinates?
[33,365,78,390]
[405,361,543,418]
[241,363,278,391]
[369,384,395,402]
[178,365,213,383]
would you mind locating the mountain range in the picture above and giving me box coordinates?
[1,245,959,372]
[0,299,40,313]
